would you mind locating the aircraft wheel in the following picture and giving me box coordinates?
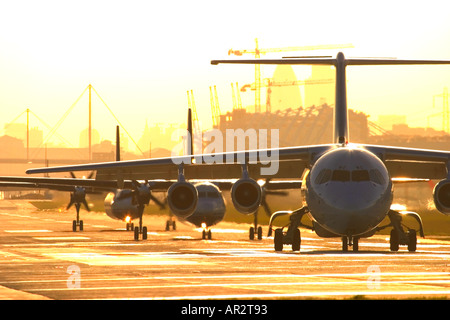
[407,230,417,252]
[342,236,348,252]
[353,237,359,252]
[202,230,206,240]
[292,228,301,252]
[257,226,263,240]
[274,228,283,252]
[142,226,148,240]
[390,229,399,252]
[249,227,255,240]
[166,220,177,231]
[79,220,83,231]
[207,230,212,240]
[134,227,139,241]
[72,220,77,232]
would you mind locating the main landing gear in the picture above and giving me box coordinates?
[377,209,424,252]
[269,207,309,252]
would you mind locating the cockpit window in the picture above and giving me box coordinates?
[315,169,332,184]
[369,169,385,185]
[198,191,207,198]
[351,170,370,182]
[315,168,386,184]
[331,170,350,182]
[207,192,219,198]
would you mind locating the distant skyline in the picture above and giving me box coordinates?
[1,0,450,147]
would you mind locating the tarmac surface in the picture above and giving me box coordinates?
[0,199,450,301]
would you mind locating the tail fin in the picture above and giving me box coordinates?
[187,108,193,156]
[116,125,120,161]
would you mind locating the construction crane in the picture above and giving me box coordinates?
[228,39,353,113]
[210,86,222,127]
[235,82,242,110]
[427,87,449,133]
[241,78,334,113]
[231,83,238,110]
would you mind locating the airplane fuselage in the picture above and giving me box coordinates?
[185,182,226,228]
[104,189,141,221]
[303,145,393,238]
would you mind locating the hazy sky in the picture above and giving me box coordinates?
[1,0,450,149]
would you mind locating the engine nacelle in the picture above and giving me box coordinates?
[231,178,262,215]
[167,181,198,219]
[433,179,450,215]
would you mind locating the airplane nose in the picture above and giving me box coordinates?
[197,201,216,212]
[309,182,391,236]
[328,183,381,211]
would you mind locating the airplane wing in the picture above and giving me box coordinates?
[0,176,174,192]
[0,181,106,194]
[23,143,450,183]
[363,144,449,180]
[25,145,333,180]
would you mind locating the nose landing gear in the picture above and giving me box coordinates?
[341,236,360,252]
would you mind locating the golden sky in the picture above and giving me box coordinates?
[1,0,450,148]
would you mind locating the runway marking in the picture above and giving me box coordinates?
[33,236,90,240]
[41,252,205,266]
[4,271,447,283]
[140,290,450,300]
[4,230,52,233]
[90,225,111,228]
[24,276,450,296]
[150,272,450,280]
[194,228,247,234]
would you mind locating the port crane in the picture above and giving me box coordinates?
[228,39,353,112]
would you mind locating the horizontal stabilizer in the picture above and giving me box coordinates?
[212,52,450,66]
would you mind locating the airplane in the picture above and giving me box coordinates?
[20,52,450,253]
[0,181,108,231]
[0,113,229,240]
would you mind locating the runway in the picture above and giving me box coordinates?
[0,200,450,302]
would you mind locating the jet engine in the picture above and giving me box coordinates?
[433,179,450,215]
[167,181,198,219]
[231,178,262,214]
